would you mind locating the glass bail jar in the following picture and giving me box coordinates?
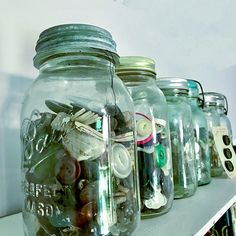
[215,93,233,142]
[20,24,140,236]
[187,80,211,186]
[156,78,197,199]
[116,57,173,218]
[202,92,224,177]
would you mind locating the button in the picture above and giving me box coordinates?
[155,144,167,168]
[55,152,81,185]
[225,161,234,172]
[144,188,167,209]
[223,148,232,159]
[79,181,99,205]
[223,135,231,145]
[75,202,98,227]
[155,119,166,133]
[137,119,152,137]
[135,113,153,145]
[112,143,132,179]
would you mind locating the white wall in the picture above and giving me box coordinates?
[1,0,236,139]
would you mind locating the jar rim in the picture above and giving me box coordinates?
[201,92,226,106]
[34,24,118,68]
[156,77,189,92]
[116,56,156,75]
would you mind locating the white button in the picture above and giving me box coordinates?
[112,143,132,179]
[137,119,152,137]
[144,188,167,209]
[135,113,153,144]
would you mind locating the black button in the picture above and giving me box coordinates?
[223,148,232,159]
[225,161,234,172]
[222,135,230,145]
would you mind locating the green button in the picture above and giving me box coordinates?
[155,144,167,168]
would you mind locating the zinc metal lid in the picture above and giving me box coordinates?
[116,56,156,74]
[34,24,118,68]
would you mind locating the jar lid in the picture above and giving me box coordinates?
[116,56,156,75]
[156,77,189,92]
[203,92,227,107]
[34,24,118,68]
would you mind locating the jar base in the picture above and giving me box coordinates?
[174,185,196,199]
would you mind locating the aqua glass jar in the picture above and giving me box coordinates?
[215,93,233,142]
[156,78,197,199]
[20,24,140,236]
[203,92,224,177]
[116,57,173,218]
[187,80,211,186]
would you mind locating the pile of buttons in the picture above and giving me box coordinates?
[22,99,139,235]
[136,113,172,212]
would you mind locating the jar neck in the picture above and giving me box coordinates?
[203,104,217,112]
[217,106,225,114]
[39,55,115,74]
[117,71,156,87]
[161,88,189,98]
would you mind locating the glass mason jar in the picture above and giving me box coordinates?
[202,92,224,177]
[215,93,233,142]
[20,24,140,236]
[156,78,197,199]
[116,57,173,218]
[187,80,211,186]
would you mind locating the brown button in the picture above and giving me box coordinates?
[55,152,81,185]
[75,202,97,227]
[79,181,98,204]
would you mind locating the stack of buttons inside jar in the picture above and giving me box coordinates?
[116,57,174,218]
[187,80,211,186]
[202,92,232,177]
[20,24,140,236]
[156,78,197,199]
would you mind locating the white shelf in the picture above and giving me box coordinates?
[137,176,236,236]
[1,177,236,236]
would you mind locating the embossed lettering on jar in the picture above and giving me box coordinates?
[20,24,140,236]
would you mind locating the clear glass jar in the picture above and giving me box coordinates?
[215,93,233,142]
[187,80,211,186]
[116,57,173,218]
[202,92,224,177]
[156,78,197,199]
[20,24,140,236]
